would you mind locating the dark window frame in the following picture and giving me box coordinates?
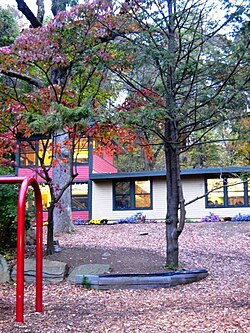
[74,138,89,165]
[113,179,153,210]
[205,176,249,208]
[71,182,89,211]
[19,140,37,167]
[18,137,89,168]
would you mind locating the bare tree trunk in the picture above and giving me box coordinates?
[52,132,75,235]
[165,120,182,268]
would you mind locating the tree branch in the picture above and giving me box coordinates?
[0,69,44,88]
[15,0,42,28]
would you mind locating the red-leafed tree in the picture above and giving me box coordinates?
[0,0,144,254]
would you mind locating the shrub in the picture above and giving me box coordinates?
[0,184,18,251]
[74,217,86,225]
[200,212,220,222]
[88,219,101,225]
[232,213,250,221]
[88,219,108,225]
[0,184,35,253]
[118,212,146,224]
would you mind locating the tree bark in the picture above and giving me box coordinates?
[52,132,75,235]
[164,120,183,268]
[15,0,42,27]
[162,0,187,268]
[46,205,54,255]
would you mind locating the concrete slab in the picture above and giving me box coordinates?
[12,258,68,283]
[68,264,110,283]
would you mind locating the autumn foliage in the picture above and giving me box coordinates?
[0,2,153,167]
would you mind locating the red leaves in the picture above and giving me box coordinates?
[0,131,17,165]
[0,0,153,166]
[86,121,153,160]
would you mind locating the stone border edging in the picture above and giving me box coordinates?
[75,268,209,290]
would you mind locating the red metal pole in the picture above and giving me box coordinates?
[30,179,43,313]
[16,178,27,322]
[0,176,43,322]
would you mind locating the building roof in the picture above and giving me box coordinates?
[90,166,250,181]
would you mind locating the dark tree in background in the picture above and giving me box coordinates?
[107,0,250,267]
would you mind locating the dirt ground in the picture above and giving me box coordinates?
[0,221,249,333]
[46,224,168,274]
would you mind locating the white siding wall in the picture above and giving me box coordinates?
[183,176,250,219]
[92,176,250,221]
[92,179,167,221]
[183,176,205,218]
[151,179,167,220]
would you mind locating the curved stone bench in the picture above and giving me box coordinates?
[75,268,209,290]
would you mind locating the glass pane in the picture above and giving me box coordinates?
[135,194,151,208]
[72,183,88,210]
[135,180,150,194]
[38,140,52,166]
[227,178,244,206]
[20,142,36,166]
[115,195,131,209]
[74,138,88,163]
[207,178,224,206]
[40,184,51,210]
[115,182,130,195]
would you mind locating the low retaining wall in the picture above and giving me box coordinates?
[75,268,209,290]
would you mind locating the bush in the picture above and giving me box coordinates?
[0,184,35,253]
[118,212,146,224]
[88,218,108,225]
[0,184,18,251]
[232,213,250,221]
[200,212,220,222]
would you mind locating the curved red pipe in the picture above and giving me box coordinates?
[0,176,43,322]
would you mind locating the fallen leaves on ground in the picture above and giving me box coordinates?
[0,222,249,333]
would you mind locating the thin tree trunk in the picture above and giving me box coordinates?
[46,205,54,255]
[165,120,181,268]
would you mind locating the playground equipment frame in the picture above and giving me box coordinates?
[0,176,43,322]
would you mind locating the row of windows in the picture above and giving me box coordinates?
[206,177,250,208]
[114,177,250,210]
[38,177,250,212]
[40,180,152,212]
[19,138,89,167]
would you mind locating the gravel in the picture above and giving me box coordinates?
[0,221,249,333]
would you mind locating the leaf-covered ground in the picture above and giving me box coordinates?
[0,222,249,332]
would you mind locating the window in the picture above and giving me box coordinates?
[72,183,88,210]
[206,176,249,208]
[19,137,89,167]
[74,138,88,164]
[20,139,52,167]
[227,178,244,206]
[20,141,36,166]
[207,178,224,206]
[40,184,51,210]
[114,179,152,210]
[114,181,131,209]
[38,140,52,166]
[39,182,88,211]
[135,180,151,208]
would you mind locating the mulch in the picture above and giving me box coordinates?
[0,221,249,333]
